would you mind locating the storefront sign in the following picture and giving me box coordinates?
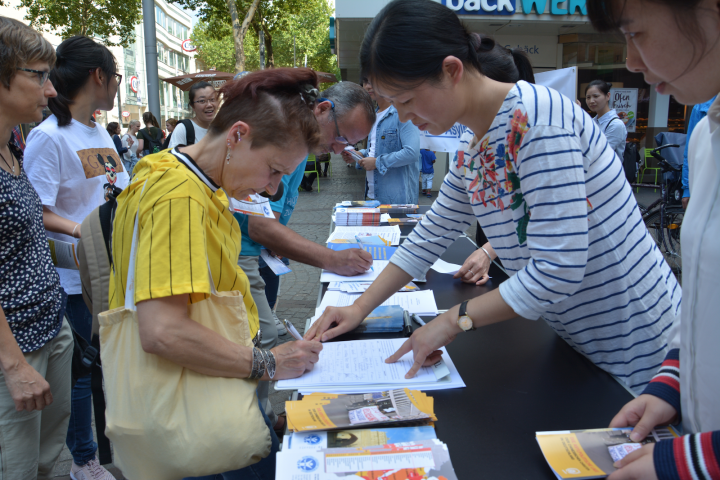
[419,123,474,152]
[610,88,638,133]
[494,35,558,68]
[130,76,139,93]
[181,39,196,52]
[442,0,515,15]
[519,0,587,15]
[121,111,130,118]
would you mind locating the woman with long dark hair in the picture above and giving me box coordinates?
[23,35,129,480]
[307,0,680,396]
[584,1,720,479]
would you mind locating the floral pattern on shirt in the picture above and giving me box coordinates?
[463,108,531,244]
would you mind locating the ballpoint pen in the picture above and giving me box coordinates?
[411,313,426,326]
[282,318,303,341]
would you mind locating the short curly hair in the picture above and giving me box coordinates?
[0,16,56,89]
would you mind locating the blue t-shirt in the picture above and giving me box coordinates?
[235,156,308,257]
[420,149,436,174]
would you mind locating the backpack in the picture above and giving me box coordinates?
[178,119,196,145]
[76,185,122,466]
[140,127,164,155]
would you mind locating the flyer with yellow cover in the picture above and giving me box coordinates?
[536,427,678,479]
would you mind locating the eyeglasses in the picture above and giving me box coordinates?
[88,68,122,84]
[17,68,50,86]
[192,96,218,106]
[319,97,350,145]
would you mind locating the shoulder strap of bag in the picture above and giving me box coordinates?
[604,117,624,132]
[180,119,196,145]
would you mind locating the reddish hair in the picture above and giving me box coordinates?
[209,68,321,152]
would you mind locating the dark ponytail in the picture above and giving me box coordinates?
[142,111,160,128]
[361,0,533,89]
[48,36,117,126]
[585,79,612,95]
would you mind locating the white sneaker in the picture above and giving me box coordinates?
[273,311,288,336]
[70,456,116,480]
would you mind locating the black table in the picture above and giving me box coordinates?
[320,217,635,479]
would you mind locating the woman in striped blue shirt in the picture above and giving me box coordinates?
[306,0,681,393]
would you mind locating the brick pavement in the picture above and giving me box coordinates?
[53,154,445,478]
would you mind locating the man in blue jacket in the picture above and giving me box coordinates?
[343,79,420,204]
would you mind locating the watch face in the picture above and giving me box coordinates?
[458,316,473,331]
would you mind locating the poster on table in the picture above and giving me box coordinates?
[609,88,638,132]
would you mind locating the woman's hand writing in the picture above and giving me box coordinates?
[268,340,323,380]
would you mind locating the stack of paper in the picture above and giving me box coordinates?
[286,388,436,432]
[275,338,465,394]
[328,281,419,293]
[334,207,382,226]
[379,204,419,213]
[276,439,460,480]
[326,243,398,260]
[320,260,425,283]
[317,289,438,316]
[326,226,401,246]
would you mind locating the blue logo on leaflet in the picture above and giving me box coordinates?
[298,456,319,472]
[303,434,321,445]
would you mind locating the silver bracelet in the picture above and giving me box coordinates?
[265,350,277,379]
[249,348,267,380]
[72,224,80,238]
[480,246,492,262]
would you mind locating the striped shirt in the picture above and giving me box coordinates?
[391,81,680,391]
[108,148,260,338]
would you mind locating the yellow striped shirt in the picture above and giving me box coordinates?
[108,149,259,337]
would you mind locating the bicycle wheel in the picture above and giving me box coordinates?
[644,208,683,283]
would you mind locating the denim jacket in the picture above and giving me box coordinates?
[358,105,420,204]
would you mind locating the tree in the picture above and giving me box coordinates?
[190,0,339,79]
[19,0,142,47]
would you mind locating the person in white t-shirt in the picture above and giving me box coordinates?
[167,81,216,148]
[24,35,128,480]
[121,119,140,174]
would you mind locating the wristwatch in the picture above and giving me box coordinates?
[457,300,476,332]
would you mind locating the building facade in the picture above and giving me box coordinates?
[335,0,683,150]
[1,0,196,130]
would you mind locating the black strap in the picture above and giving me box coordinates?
[179,119,196,145]
[604,117,624,132]
[90,335,113,464]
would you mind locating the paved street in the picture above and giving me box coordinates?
[53,154,440,478]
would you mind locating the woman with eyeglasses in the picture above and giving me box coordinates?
[23,35,129,480]
[168,81,218,148]
[0,17,74,479]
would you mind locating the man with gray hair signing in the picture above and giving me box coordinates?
[234,81,376,431]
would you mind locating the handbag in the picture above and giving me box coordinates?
[98,182,271,480]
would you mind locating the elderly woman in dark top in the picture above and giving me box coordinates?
[0,16,74,480]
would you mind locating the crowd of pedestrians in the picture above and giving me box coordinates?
[1,0,719,478]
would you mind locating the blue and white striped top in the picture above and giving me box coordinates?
[391,81,681,392]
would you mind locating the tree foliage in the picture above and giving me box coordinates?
[19,0,142,47]
[188,0,338,79]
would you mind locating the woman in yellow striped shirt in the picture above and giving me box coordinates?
[109,68,324,479]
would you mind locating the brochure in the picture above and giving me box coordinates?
[229,194,276,218]
[275,439,459,480]
[284,425,437,450]
[536,427,679,479]
[378,204,419,213]
[286,388,436,432]
[48,238,79,270]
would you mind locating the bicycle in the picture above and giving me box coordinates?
[631,144,684,282]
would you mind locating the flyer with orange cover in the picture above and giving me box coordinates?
[286,389,436,432]
[536,427,678,479]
